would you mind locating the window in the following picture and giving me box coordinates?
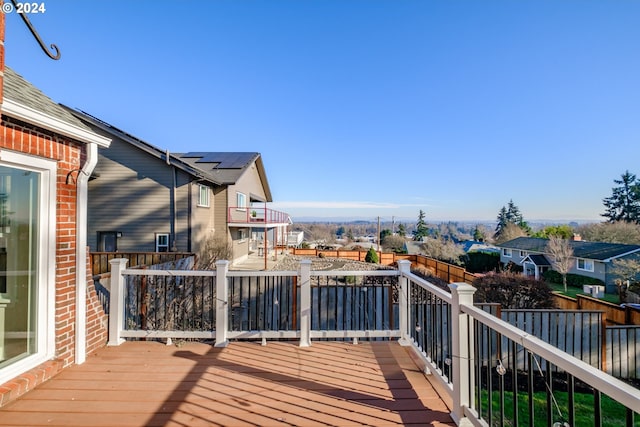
[519,251,527,257]
[98,231,118,252]
[0,151,56,384]
[237,229,247,241]
[577,258,594,272]
[502,248,512,257]
[155,233,169,252]
[236,192,246,211]
[197,185,210,207]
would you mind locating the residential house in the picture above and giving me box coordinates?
[497,236,640,292]
[0,59,112,402]
[66,109,290,265]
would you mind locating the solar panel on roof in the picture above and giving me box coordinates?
[194,152,254,168]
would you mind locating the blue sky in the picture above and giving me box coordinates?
[5,1,640,223]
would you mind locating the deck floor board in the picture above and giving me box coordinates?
[0,341,454,426]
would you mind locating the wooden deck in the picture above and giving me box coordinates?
[0,341,455,427]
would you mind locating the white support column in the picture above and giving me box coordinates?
[215,260,230,348]
[449,282,477,427]
[107,258,128,346]
[397,260,411,346]
[299,259,312,347]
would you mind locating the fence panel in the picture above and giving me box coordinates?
[606,325,640,379]
[500,310,603,371]
[91,252,195,275]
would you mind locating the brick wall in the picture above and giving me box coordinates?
[85,248,108,355]
[0,118,108,407]
[2,117,85,367]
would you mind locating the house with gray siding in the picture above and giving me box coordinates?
[497,236,640,292]
[65,108,290,266]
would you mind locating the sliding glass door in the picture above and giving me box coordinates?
[0,165,39,368]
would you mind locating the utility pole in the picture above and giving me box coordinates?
[377,216,381,251]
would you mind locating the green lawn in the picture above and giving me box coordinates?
[480,389,639,427]
[548,282,620,304]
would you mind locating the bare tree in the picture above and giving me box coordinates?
[575,221,640,244]
[612,257,640,284]
[546,236,574,292]
[197,235,233,270]
[382,234,408,253]
[420,237,465,265]
[493,222,528,244]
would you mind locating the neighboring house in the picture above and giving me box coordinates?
[0,62,112,401]
[66,109,290,265]
[497,236,640,292]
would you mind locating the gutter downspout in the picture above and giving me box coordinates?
[75,142,98,365]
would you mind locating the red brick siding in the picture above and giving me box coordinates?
[85,248,108,355]
[0,117,107,407]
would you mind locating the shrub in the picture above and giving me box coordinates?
[365,247,379,263]
[196,235,233,270]
[542,270,604,287]
[472,272,555,309]
[464,252,500,273]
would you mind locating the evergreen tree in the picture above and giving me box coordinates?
[365,247,379,263]
[602,170,640,223]
[413,210,429,241]
[473,225,486,242]
[494,206,509,237]
[506,199,523,224]
[494,200,530,240]
[397,223,407,237]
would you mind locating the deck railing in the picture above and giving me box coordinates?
[227,206,291,225]
[107,258,640,426]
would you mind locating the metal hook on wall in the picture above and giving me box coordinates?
[10,0,61,60]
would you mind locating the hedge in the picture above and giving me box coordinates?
[542,270,604,287]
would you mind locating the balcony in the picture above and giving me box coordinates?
[1,259,638,426]
[227,206,292,227]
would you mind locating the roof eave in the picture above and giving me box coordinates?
[3,99,111,147]
[603,248,640,263]
[65,107,221,186]
[254,154,273,202]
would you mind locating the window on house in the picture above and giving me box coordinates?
[197,184,210,207]
[155,233,170,252]
[98,231,118,252]
[577,258,594,272]
[237,229,247,241]
[519,251,527,257]
[502,248,512,257]
[0,152,56,383]
[236,192,246,211]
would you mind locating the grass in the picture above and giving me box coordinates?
[548,281,620,304]
[480,388,639,427]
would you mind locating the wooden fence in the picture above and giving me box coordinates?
[290,248,478,284]
[553,292,640,325]
[91,252,195,275]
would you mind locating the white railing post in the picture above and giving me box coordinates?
[299,259,312,347]
[215,260,230,348]
[397,260,411,346]
[449,282,477,426]
[107,258,128,346]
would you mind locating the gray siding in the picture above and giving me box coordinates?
[88,134,192,252]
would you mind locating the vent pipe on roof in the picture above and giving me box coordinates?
[166,149,170,165]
